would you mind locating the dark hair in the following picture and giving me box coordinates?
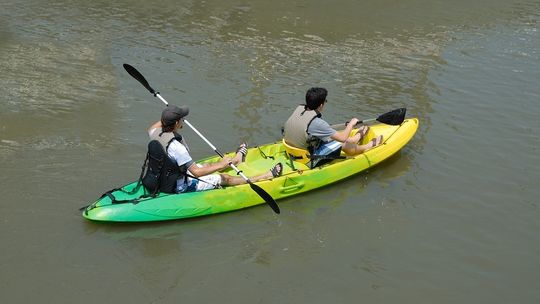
[161,120,177,132]
[305,87,328,110]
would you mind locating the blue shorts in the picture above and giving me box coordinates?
[314,140,342,155]
[311,140,342,167]
[183,174,222,192]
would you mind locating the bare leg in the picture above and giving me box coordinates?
[220,163,282,186]
[342,134,383,155]
[355,125,369,142]
[230,152,243,165]
[347,126,369,144]
[229,143,247,165]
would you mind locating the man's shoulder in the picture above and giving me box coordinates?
[148,127,160,137]
[308,117,335,138]
[168,139,192,165]
[310,117,331,128]
[168,139,188,152]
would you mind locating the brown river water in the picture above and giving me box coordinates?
[1,0,540,303]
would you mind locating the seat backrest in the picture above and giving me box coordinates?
[282,139,310,164]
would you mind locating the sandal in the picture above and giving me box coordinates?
[354,125,369,142]
[357,125,369,136]
[270,162,283,178]
[369,135,383,148]
[375,134,383,146]
[236,142,248,162]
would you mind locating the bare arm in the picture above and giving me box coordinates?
[148,120,162,133]
[330,118,359,142]
[187,157,232,177]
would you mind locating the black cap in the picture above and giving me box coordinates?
[161,105,189,127]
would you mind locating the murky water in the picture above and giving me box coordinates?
[1,0,539,303]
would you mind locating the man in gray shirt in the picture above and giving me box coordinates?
[283,87,383,166]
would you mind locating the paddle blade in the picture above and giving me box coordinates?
[376,108,406,125]
[123,64,156,95]
[249,182,280,214]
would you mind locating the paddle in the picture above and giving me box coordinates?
[123,64,280,214]
[330,108,407,130]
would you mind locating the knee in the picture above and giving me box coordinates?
[219,174,231,185]
[345,133,361,144]
[342,143,359,155]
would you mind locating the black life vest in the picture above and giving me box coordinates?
[142,132,185,194]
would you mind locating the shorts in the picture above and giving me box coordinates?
[183,174,222,192]
[311,140,342,167]
[314,140,342,156]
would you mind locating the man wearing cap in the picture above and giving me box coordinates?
[147,105,282,193]
[283,87,383,167]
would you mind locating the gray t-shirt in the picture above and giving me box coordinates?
[308,117,336,143]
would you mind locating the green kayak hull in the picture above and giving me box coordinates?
[83,118,418,222]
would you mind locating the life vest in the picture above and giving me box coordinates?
[283,105,321,150]
[142,130,186,194]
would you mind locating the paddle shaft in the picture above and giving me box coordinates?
[330,118,375,130]
[330,108,406,130]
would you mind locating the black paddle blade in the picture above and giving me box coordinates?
[249,182,280,214]
[376,108,406,125]
[123,64,156,95]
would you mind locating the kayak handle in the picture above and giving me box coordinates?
[280,182,305,194]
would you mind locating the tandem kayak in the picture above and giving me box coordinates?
[82,118,418,222]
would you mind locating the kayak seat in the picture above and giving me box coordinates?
[282,139,310,165]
